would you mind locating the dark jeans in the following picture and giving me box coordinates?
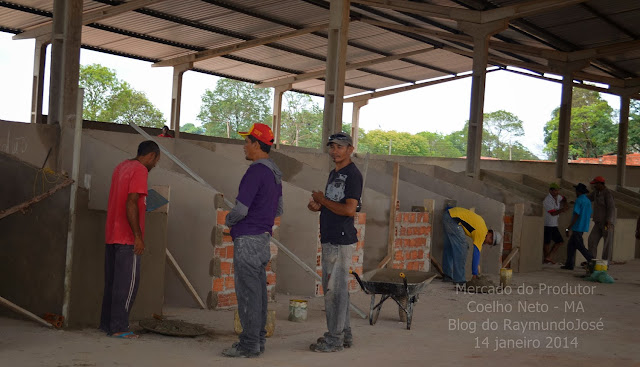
[442,210,468,283]
[99,244,141,335]
[565,231,594,269]
[233,233,271,353]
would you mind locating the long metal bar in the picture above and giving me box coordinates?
[128,121,367,318]
[62,88,84,326]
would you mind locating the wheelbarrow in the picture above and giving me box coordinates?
[351,268,436,330]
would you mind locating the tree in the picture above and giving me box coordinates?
[182,123,205,135]
[543,89,616,159]
[197,79,272,139]
[627,99,640,153]
[79,64,166,128]
[280,92,323,148]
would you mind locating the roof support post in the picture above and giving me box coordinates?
[616,95,630,187]
[47,0,65,125]
[459,20,507,178]
[31,36,49,124]
[272,84,291,149]
[59,0,83,129]
[321,0,351,151]
[552,61,588,179]
[170,63,192,138]
[351,99,368,152]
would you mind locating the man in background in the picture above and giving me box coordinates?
[158,125,173,138]
[441,206,501,285]
[562,183,594,270]
[100,140,160,339]
[587,176,616,261]
[542,182,568,264]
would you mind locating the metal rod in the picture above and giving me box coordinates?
[166,249,206,309]
[62,88,84,326]
[128,121,368,318]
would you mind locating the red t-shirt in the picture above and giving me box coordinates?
[105,159,148,245]
[158,133,173,138]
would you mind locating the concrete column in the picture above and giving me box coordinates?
[459,21,507,178]
[170,63,192,139]
[47,0,66,125]
[555,74,573,179]
[351,99,368,152]
[31,36,49,124]
[59,0,83,129]
[272,84,291,149]
[321,0,350,151]
[616,95,630,187]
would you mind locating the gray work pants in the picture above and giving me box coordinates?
[588,222,614,261]
[321,242,355,347]
[233,233,271,353]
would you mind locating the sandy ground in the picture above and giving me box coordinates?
[2,261,640,367]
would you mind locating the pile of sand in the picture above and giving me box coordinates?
[463,276,497,293]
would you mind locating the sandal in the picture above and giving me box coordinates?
[111,331,139,339]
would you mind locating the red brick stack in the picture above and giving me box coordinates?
[391,212,432,271]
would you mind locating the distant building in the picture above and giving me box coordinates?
[571,153,640,166]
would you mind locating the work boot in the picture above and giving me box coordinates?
[309,340,344,353]
[231,342,264,355]
[222,344,260,358]
[316,335,353,348]
[560,265,574,270]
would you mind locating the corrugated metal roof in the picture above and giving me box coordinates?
[0,0,638,98]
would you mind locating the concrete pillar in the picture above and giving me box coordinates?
[272,84,291,149]
[321,0,350,151]
[459,21,507,178]
[31,36,49,124]
[59,0,83,129]
[555,74,573,179]
[351,99,368,152]
[170,63,192,139]
[616,95,630,187]
[47,0,66,125]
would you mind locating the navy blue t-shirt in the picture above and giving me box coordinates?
[320,162,363,245]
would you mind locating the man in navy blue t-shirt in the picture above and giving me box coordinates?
[222,123,283,358]
[308,132,362,353]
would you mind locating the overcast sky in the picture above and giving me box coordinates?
[0,32,621,158]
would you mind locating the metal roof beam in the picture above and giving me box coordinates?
[256,47,436,89]
[12,0,169,40]
[152,23,330,68]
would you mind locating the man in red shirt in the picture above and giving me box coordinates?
[158,125,173,138]
[99,140,160,339]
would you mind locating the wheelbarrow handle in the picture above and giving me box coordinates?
[350,270,367,292]
[399,272,409,296]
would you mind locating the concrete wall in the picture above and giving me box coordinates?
[0,120,59,170]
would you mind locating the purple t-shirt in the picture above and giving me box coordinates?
[230,163,282,239]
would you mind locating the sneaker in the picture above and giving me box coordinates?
[231,342,264,355]
[441,276,453,283]
[560,265,574,270]
[310,341,344,353]
[222,344,260,358]
[316,336,353,348]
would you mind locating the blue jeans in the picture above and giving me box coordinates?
[233,233,271,353]
[442,211,469,283]
[321,242,355,347]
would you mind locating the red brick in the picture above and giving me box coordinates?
[267,273,276,285]
[222,235,233,243]
[352,255,359,263]
[214,248,224,258]
[212,278,224,292]
[266,261,272,271]
[396,213,402,222]
[224,276,234,290]
[503,242,512,250]
[357,241,364,250]
[410,250,418,260]
[394,251,404,261]
[503,215,514,224]
[217,210,228,225]
[357,213,367,224]
[409,213,417,223]
[417,250,424,259]
[415,237,426,246]
[274,217,281,226]
[400,226,407,236]
[226,246,234,258]
[220,261,232,275]
[403,213,410,222]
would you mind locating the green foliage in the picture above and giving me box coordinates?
[543,89,616,159]
[197,79,272,139]
[358,130,463,157]
[182,123,204,135]
[280,92,323,148]
[79,64,166,128]
[627,99,640,153]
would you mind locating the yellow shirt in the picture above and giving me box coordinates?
[447,207,488,251]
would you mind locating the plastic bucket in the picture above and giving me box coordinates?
[288,299,308,322]
[500,268,513,288]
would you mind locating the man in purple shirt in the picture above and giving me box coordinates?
[222,123,283,358]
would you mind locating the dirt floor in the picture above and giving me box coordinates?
[2,260,639,367]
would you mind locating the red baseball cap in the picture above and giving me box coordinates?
[590,176,605,184]
[239,123,274,146]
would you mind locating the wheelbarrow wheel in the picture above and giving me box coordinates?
[406,298,414,330]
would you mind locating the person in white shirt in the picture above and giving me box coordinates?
[542,182,568,264]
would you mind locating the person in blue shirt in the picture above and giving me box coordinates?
[561,183,594,270]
